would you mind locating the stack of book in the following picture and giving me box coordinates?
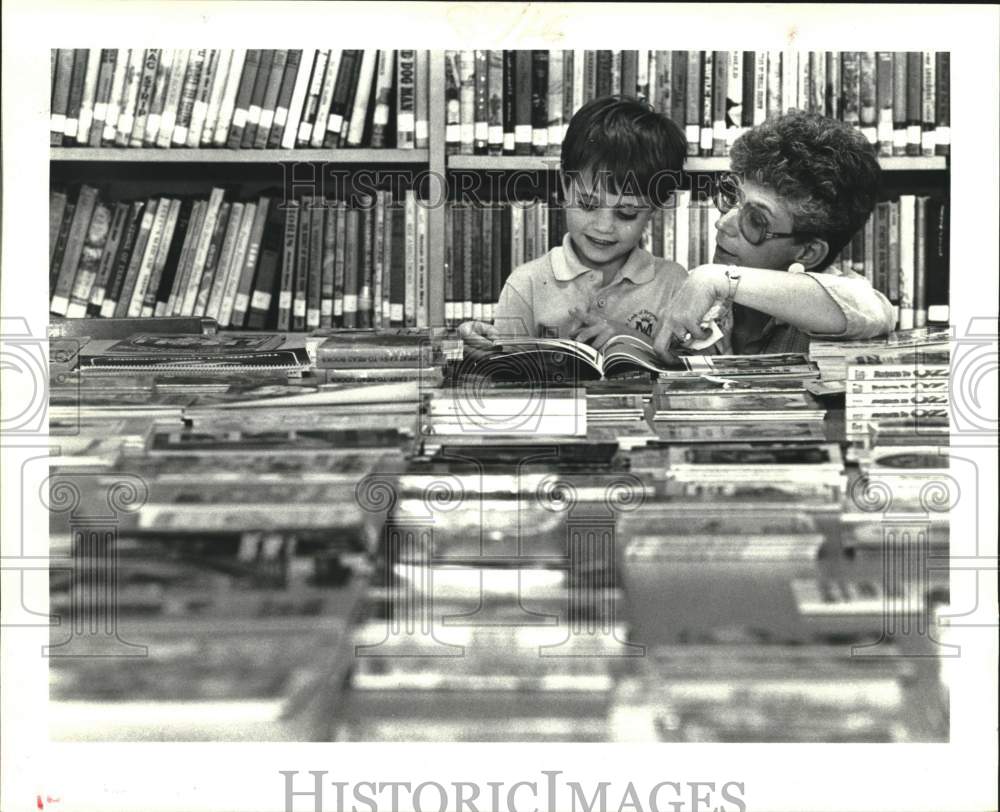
[811,326,952,383]
[312,329,446,385]
[444,50,950,158]
[50,187,432,332]
[50,49,429,150]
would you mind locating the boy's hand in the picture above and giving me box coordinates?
[567,306,644,350]
[665,265,729,344]
[458,320,500,350]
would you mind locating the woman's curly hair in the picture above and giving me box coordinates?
[729,110,881,268]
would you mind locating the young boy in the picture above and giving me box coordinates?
[662,110,895,355]
[459,95,689,354]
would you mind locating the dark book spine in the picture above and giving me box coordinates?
[245,199,284,329]
[276,201,299,330]
[474,50,489,155]
[268,49,302,148]
[333,202,347,326]
[924,198,949,323]
[875,52,894,156]
[307,198,325,330]
[892,52,908,156]
[905,52,922,156]
[343,208,360,328]
[685,51,701,156]
[63,49,90,144]
[491,202,504,309]
[501,50,516,155]
[320,202,336,328]
[514,50,533,156]
[621,50,638,97]
[359,198,374,328]
[934,52,950,156]
[102,202,145,317]
[50,201,76,290]
[254,49,287,148]
[530,50,549,156]
[487,50,504,156]
[741,51,756,126]
[227,49,261,148]
[921,51,936,157]
[582,50,597,103]
[87,201,128,316]
[840,52,860,128]
[389,203,406,327]
[241,48,273,148]
[444,51,462,155]
[479,205,492,320]
[152,198,193,314]
[51,49,76,145]
[293,195,312,331]
[450,204,464,328]
[595,50,612,97]
[327,49,359,148]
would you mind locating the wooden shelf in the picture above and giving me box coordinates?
[50,148,430,164]
[449,155,948,172]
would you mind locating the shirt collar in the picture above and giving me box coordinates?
[552,233,656,285]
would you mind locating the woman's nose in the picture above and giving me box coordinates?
[716,207,740,235]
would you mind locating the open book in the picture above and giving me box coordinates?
[479,334,683,380]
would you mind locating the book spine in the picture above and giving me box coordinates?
[180,188,225,315]
[654,50,671,118]
[509,202,523,278]
[811,51,826,117]
[700,51,714,157]
[491,200,504,314]
[166,199,205,316]
[859,52,877,145]
[369,50,395,149]
[155,49,189,147]
[358,198,374,327]
[241,49,273,148]
[726,50,742,150]
[875,52,894,156]
[193,201,232,317]
[530,50,549,156]
[306,199,325,330]
[49,190,68,268]
[128,48,160,146]
[381,193,394,325]
[346,50,378,147]
[863,211,876,286]
[230,197,269,326]
[898,195,916,329]
[201,48,233,146]
[914,196,928,328]
[113,198,156,318]
[766,51,781,121]
[934,52,950,156]
[246,199,284,329]
[371,193,385,329]
[583,49,597,104]
[51,50,75,144]
[101,201,145,317]
[925,198,949,323]
[333,202,348,324]
[218,201,256,326]
[343,208,359,328]
[488,50,505,155]
[797,49,810,112]
[227,49,261,148]
[278,49,312,150]
[142,47,173,146]
[252,48,286,148]
[892,52,908,156]
[887,199,900,322]
[874,202,890,299]
[416,49,430,149]
[266,49,301,148]
[514,50,533,155]
[88,49,117,146]
[479,205,491,320]
[840,52,860,129]
[319,200,336,327]
[712,51,728,156]
[152,199,193,316]
[685,51,701,156]
[50,194,72,289]
[292,195,311,330]
[295,49,328,146]
[445,51,462,155]
[171,48,205,146]
[390,202,406,326]
[213,48,247,146]
[66,203,111,317]
[621,49,638,96]
[780,49,797,114]
[86,201,128,315]
[51,185,99,315]
[101,49,130,144]
[457,50,475,155]
[463,204,475,320]
[674,190,690,270]
[404,190,417,326]
[905,52,922,156]
[336,50,363,144]
[610,50,622,95]
[113,50,143,146]
[313,49,343,148]
[188,48,220,147]
[276,201,299,329]
[474,50,489,155]
[396,49,417,149]
[546,49,563,156]
[63,49,89,142]
[139,198,181,317]
[443,204,454,325]
[416,198,428,328]
[921,51,936,157]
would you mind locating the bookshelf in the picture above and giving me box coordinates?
[49,49,950,330]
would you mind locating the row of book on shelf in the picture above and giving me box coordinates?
[50,184,951,332]
[50,187,432,332]
[442,50,950,158]
[50,49,429,151]
[47,322,949,742]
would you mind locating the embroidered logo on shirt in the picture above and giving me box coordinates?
[629,309,658,337]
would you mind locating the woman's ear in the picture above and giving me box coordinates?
[794,237,830,271]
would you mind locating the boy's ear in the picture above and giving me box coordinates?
[794,237,830,271]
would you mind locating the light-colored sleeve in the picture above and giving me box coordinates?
[492,273,536,339]
[804,269,896,340]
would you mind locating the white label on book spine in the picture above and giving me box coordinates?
[515,124,532,143]
[65,302,86,319]
[446,124,460,143]
[192,99,208,123]
[140,305,154,318]
[504,133,515,152]
[921,130,936,152]
[927,304,949,323]
[247,106,261,126]
[51,114,66,132]
[484,303,494,321]
[321,300,333,317]
[472,303,482,320]
[547,124,561,145]
[258,109,274,132]
[327,113,344,135]
[445,302,455,321]
[333,300,343,317]
[89,288,106,308]
[488,125,503,145]
[532,129,548,147]
[100,300,116,319]
[233,293,249,315]
[50,295,69,317]
[273,107,288,128]
[77,109,93,139]
[906,124,922,145]
[936,126,950,147]
[397,112,415,133]
[117,113,133,136]
[232,108,248,129]
[343,294,358,314]
[391,303,404,323]
[382,301,392,321]
[877,121,893,144]
[279,290,292,310]
[415,120,428,141]
[307,308,320,328]
[700,127,713,150]
[297,121,312,143]
[63,118,78,138]
[251,291,271,311]
[713,121,726,141]
[893,129,907,150]
[373,106,390,126]
[93,103,107,122]
[171,125,189,145]
[861,126,877,145]
[685,124,699,143]
[475,122,488,142]
[460,123,474,144]
[293,298,306,318]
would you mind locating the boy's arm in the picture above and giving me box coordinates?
[666,264,894,343]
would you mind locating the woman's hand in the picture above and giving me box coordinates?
[664,265,728,344]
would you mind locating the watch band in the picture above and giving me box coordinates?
[724,268,742,304]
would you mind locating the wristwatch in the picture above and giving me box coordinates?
[723,267,742,304]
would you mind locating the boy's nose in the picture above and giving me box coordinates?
[593,208,616,232]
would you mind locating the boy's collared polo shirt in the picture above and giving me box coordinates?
[494,234,688,346]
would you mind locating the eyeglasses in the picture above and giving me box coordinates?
[713,175,811,246]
